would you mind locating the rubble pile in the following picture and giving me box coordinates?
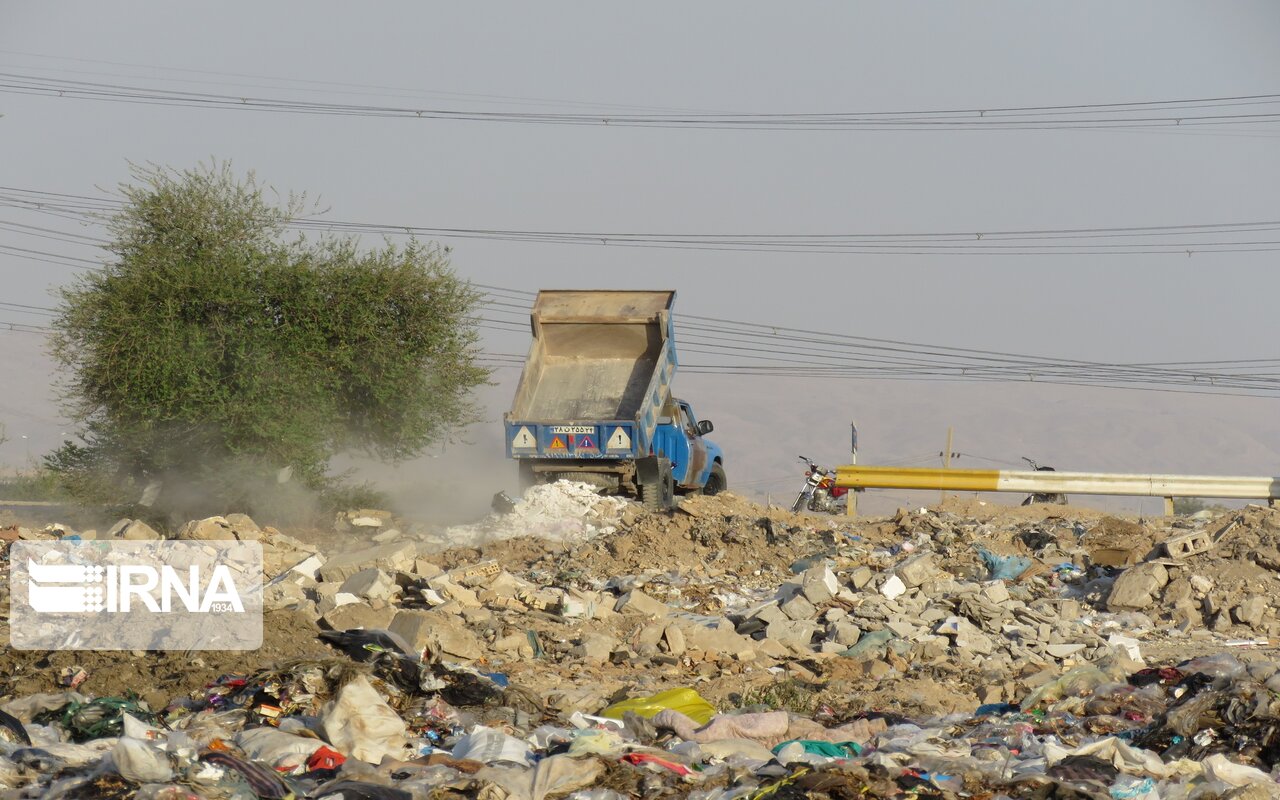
[5,485,1280,796]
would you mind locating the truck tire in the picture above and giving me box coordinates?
[640,457,675,511]
[702,463,727,496]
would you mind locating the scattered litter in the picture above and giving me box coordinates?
[0,495,1279,796]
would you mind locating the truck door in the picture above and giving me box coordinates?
[677,401,709,489]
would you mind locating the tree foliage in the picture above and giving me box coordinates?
[48,164,489,521]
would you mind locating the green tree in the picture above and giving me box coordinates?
[48,163,489,522]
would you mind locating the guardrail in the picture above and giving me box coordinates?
[835,466,1280,515]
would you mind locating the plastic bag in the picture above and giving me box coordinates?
[1202,753,1271,786]
[451,726,532,766]
[599,687,717,726]
[841,629,895,659]
[236,727,323,770]
[110,738,174,783]
[1020,666,1111,710]
[1179,654,1244,681]
[977,547,1034,581]
[320,675,408,764]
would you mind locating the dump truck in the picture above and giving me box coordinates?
[504,290,725,510]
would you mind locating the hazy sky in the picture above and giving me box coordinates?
[3,2,1280,511]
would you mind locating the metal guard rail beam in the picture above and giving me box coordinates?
[836,466,1280,500]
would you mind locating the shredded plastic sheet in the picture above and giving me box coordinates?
[600,687,717,726]
[977,547,1034,581]
[441,481,629,547]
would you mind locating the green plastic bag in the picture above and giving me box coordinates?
[600,687,717,726]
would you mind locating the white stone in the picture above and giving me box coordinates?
[880,575,907,600]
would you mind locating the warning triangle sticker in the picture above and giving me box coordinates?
[512,427,536,449]
[606,427,632,450]
[577,435,596,450]
[549,436,567,450]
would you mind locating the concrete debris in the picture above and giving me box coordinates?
[317,540,415,582]
[1108,562,1169,611]
[6,485,1280,796]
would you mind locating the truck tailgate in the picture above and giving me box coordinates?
[506,421,639,459]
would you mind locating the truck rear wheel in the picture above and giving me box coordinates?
[640,457,675,511]
[703,463,727,496]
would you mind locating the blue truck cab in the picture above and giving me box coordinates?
[504,290,725,510]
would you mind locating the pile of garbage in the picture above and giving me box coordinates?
[5,486,1280,796]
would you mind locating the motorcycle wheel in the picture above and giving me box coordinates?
[790,491,807,514]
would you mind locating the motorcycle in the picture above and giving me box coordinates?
[1020,457,1067,506]
[790,455,849,514]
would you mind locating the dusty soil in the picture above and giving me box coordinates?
[0,609,334,711]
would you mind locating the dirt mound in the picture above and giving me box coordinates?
[0,609,332,711]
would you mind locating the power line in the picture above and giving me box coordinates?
[4,194,1280,398]
[3,71,1280,131]
[0,51,717,114]
[7,185,1280,256]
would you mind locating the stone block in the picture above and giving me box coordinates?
[493,633,529,653]
[1234,597,1268,627]
[801,564,839,604]
[388,609,483,662]
[1164,530,1214,560]
[635,623,666,648]
[289,555,324,581]
[1107,563,1169,611]
[572,634,618,666]
[755,638,791,659]
[752,603,787,626]
[678,620,752,654]
[263,580,309,612]
[896,554,934,587]
[849,566,874,590]
[108,519,162,541]
[225,513,262,541]
[318,542,416,583]
[339,568,397,601]
[766,620,818,649]
[450,559,502,586]
[414,559,444,578]
[614,589,671,617]
[1045,643,1086,659]
[780,594,817,621]
[176,516,234,541]
[885,620,921,640]
[880,575,906,600]
[830,620,862,646]
[663,624,686,655]
[981,581,1010,605]
[322,602,396,631]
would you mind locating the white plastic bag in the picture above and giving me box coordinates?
[321,675,407,764]
[451,726,532,766]
[236,727,323,770]
[110,737,174,783]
